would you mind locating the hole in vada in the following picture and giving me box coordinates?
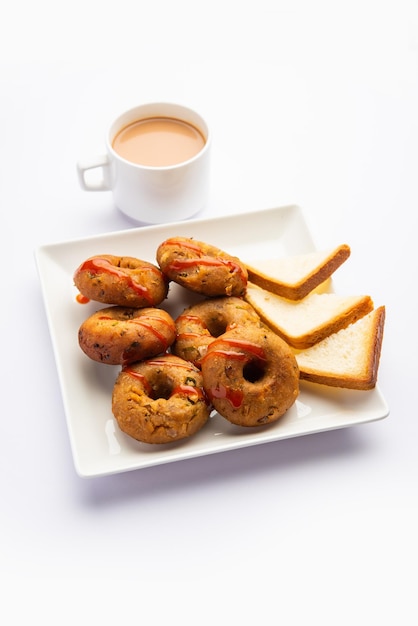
[243,359,265,383]
[206,318,228,338]
[150,380,173,400]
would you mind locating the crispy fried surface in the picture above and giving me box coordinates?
[156,237,248,297]
[173,296,261,367]
[112,354,211,444]
[74,254,168,307]
[201,325,299,427]
[78,306,176,365]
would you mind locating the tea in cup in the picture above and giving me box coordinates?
[77,102,211,223]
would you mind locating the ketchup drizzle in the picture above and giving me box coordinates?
[161,238,202,253]
[176,332,207,341]
[177,314,208,327]
[168,256,244,278]
[202,338,266,363]
[209,384,244,409]
[122,369,153,396]
[144,358,199,370]
[130,319,169,348]
[76,293,90,304]
[172,384,206,401]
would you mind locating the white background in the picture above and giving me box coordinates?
[1,1,417,623]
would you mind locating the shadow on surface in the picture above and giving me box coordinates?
[77,424,371,508]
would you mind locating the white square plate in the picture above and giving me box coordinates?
[35,205,389,477]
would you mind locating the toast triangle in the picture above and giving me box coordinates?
[245,244,350,300]
[295,306,386,390]
[244,282,374,349]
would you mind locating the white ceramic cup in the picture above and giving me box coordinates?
[77,102,211,223]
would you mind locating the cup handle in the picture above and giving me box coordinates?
[77,155,110,191]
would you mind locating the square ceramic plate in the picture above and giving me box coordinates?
[35,205,389,477]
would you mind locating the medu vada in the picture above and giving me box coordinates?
[201,325,299,427]
[173,296,261,367]
[78,306,176,365]
[112,354,211,444]
[156,237,248,297]
[74,254,168,308]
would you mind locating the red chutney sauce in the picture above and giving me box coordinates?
[209,383,244,409]
[129,315,173,348]
[168,256,245,279]
[76,293,90,304]
[163,238,203,254]
[206,338,267,362]
[122,368,153,396]
[172,384,207,402]
[202,338,267,409]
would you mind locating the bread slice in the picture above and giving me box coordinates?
[245,244,351,300]
[295,306,385,390]
[244,282,374,349]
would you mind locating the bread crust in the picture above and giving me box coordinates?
[245,283,374,349]
[246,244,351,300]
[297,306,386,390]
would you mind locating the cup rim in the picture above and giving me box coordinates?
[106,102,211,171]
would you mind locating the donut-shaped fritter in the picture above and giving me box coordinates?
[74,255,168,307]
[78,306,176,365]
[173,296,261,367]
[156,237,248,297]
[201,326,299,427]
[112,354,211,444]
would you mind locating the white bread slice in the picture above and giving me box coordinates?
[245,282,374,349]
[295,306,385,390]
[245,244,350,300]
